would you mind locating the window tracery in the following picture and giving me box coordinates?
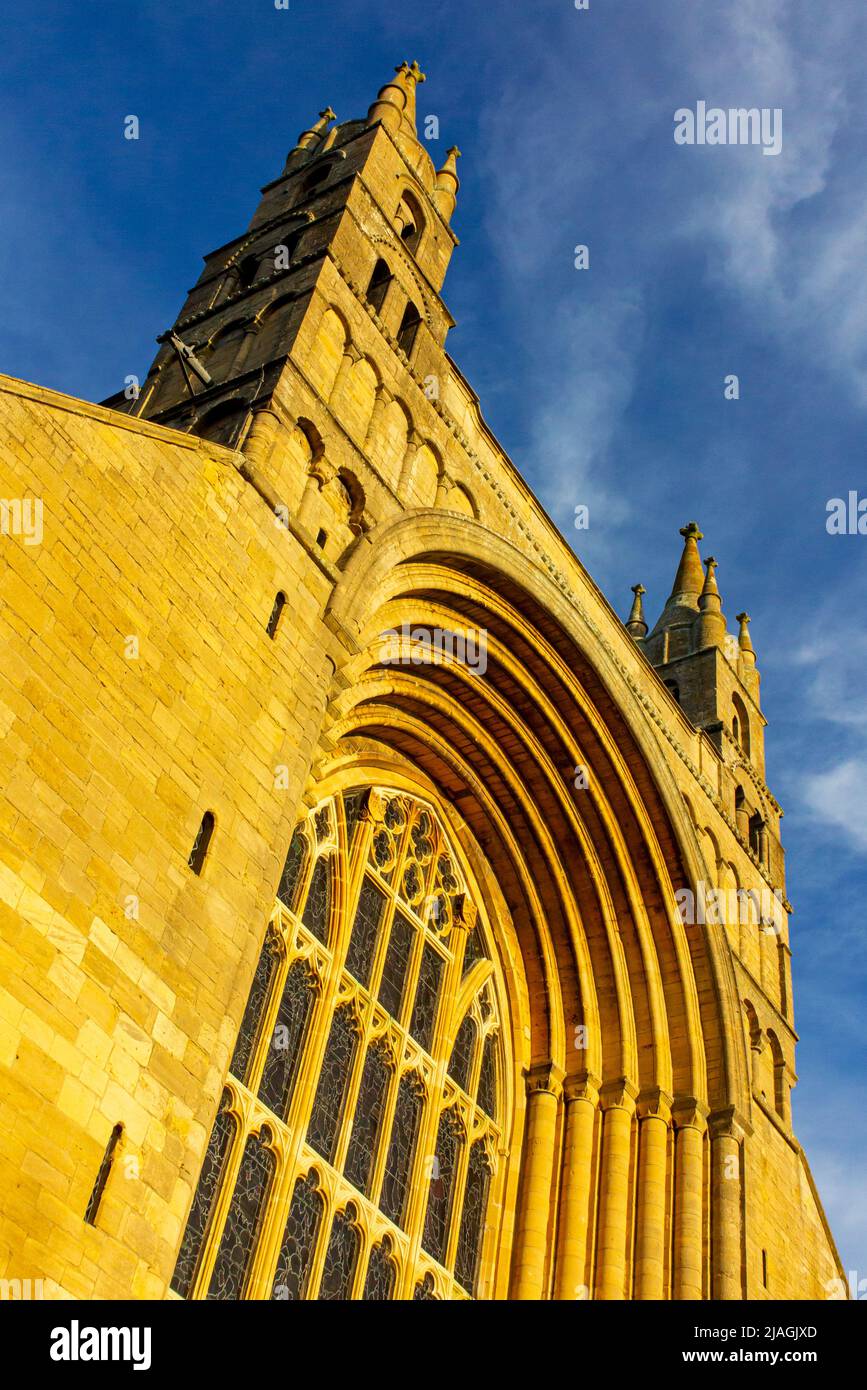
[172,786,507,1300]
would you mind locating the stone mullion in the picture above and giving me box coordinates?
[553,1072,600,1300]
[511,1061,564,1299]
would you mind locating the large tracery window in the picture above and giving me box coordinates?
[172,787,506,1301]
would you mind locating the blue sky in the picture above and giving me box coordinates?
[2,0,865,1282]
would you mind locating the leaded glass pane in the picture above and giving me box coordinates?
[344,876,386,988]
[413,1272,438,1300]
[378,910,415,1019]
[477,1032,497,1118]
[370,825,398,879]
[379,1073,422,1228]
[306,1006,357,1162]
[447,1014,476,1093]
[362,1241,397,1300]
[454,1142,491,1296]
[344,1042,390,1196]
[229,929,281,1086]
[318,1205,360,1300]
[170,1089,236,1298]
[314,805,332,845]
[271,1171,322,1300]
[277,829,307,912]
[206,1128,275,1300]
[257,959,314,1121]
[409,942,444,1053]
[401,858,425,908]
[410,810,434,865]
[384,797,406,832]
[421,1109,461,1265]
[301,854,332,943]
[435,854,459,896]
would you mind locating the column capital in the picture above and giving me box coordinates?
[343,342,363,365]
[636,1086,673,1123]
[598,1077,639,1114]
[707,1105,747,1144]
[525,1061,565,1100]
[671,1096,710,1132]
[563,1071,601,1105]
[308,457,336,489]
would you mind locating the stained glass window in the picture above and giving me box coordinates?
[379,1072,422,1228]
[455,1142,491,1295]
[257,959,314,1121]
[301,854,331,942]
[229,928,281,1086]
[307,1006,358,1163]
[343,1042,390,1196]
[378,910,415,1019]
[207,1128,275,1300]
[344,877,386,988]
[447,1014,476,1093]
[477,1032,498,1119]
[363,1240,397,1300]
[410,942,444,1053]
[318,1205,360,1300]
[271,1171,323,1300]
[177,788,506,1301]
[277,828,307,911]
[421,1109,461,1265]
[170,1090,236,1298]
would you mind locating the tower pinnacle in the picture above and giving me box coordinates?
[693,556,727,651]
[625,583,648,639]
[433,147,462,223]
[367,60,427,138]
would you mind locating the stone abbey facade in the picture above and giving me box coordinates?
[0,62,844,1300]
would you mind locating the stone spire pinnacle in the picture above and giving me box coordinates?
[669,522,705,605]
[736,612,756,664]
[647,521,705,642]
[625,583,648,639]
[693,556,727,651]
[283,107,337,172]
[433,146,461,223]
[367,61,426,138]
